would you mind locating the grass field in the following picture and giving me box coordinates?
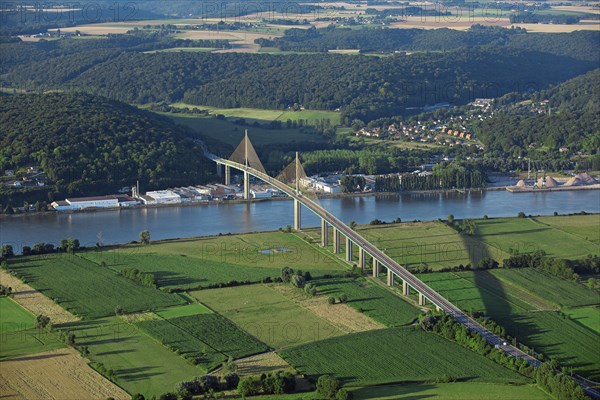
[313,277,420,326]
[165,113,328,148]
[350,382,550,399]
[191,284,345,349]
[170,103,341,125]
[0,297,36,333]
[473,217,599,259]
[564,307,600,334]
[489,268,600,308]
[535,215,600,245]
[356,222,493,271]
[82,232,346,290]
[495,311,600,380]
[6,255,183,319]
[59,317,201,396]
[155,303,212,319]
[279,327,527,386]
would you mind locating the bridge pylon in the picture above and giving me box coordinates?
[229,130,266,199]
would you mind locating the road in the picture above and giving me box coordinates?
[209,153,599,399]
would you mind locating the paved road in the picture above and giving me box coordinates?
[209,154,599,399]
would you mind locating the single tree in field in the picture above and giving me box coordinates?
[316,375,341,399]
[139,230,151,244]
[1,245,14,258]
[447,214,454,224]
[349,220,357,230]
[36,314,50,329]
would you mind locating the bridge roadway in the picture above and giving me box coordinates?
[208,153,599,399]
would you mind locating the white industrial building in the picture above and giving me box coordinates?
[143,190,181,204]
[250,190,273,199]
[51,195,138,211]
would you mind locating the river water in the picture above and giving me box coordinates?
[1,190,598,250]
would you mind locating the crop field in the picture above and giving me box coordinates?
[419,272,530,316]
[168,314,269,358]
[0,328,64,359]
[279,327,527,386]
[191,284,345,348]
[356,222,494,270]
[166,113,327,148]
[351,382,551,399]
[494,311,600,380]
[82,232,345,290]
[0,297,35,333]
[136,317,229,372]
[564,307,600,334]
[473,217,599,259]
[313,277,419,326]
[6,255,183,319]
[0,348,130,400]
[0,270,79,324]
[60,317,201,396]
[489,268,600,308]
[535,214,600,245]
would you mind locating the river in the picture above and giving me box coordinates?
[1,190,598,250]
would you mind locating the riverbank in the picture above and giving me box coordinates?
[507,184,600,193]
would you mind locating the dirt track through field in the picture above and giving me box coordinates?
[0,348,129,400]
[0,270,79,324]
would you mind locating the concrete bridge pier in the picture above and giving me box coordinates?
[224,165,231,185]
[372,259,380,277]
[216,163,222,177]
[435,305,442,312]
[244,170,250,200]
[294,199,301,230]
[418,293,426,306]
[358,248,366,271]
[402,281,410,296]
[333,228,340,253]
[345,237,353,262]
[387,269,394,286]
[321,219,328,247]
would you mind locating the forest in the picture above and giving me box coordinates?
[473,69,600,154]
[0,93,215,203]
[2,28,597,124]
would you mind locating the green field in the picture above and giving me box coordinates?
[137,317,227,372]
[60,317,200,396]
[279,327,527,386]
[419,272,530,316]
[82,233,346,290]
[564,307,600,334]
[0,297,36,333]
[170,103,341,125]
[165,113,328,148]
[7,255,183,319]
[535,215,600,245]
[155,303,212,319]
[356,222,493,271]
[473,217,599,259]
[0,329,64,359]
[169,314,269,359]
[191,284,344,349]
[314,277,419,326]
[351,382,550,399]
[489,268,600,308]
[495,311,600,380]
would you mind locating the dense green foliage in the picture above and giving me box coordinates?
[474,69,600,154]
[535,361,587,400]
[2,29,597,124]
[279,327,527,385]
[0,93,214,200]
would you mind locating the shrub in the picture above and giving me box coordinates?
[336,388,353,400]
[339,294,348,303]
[291,274,306,288]
[223,373,240,390]
[517,211,526,218]
[237,376,261,397]
[328,296,336,305]
[317,375,341,400]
